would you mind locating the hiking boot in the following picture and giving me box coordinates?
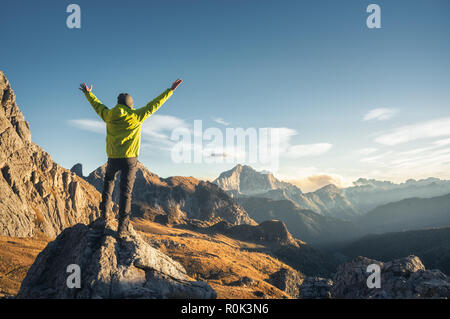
[91,216,107,230]
[117,214,131,238]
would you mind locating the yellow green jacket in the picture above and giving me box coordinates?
[84,88,173,158]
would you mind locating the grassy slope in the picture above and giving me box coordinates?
[0,235,49,297]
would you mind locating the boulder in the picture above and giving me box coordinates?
[332,255,450,298]
[17,221,217,299]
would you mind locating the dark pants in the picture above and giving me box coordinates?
[100,157,138,219]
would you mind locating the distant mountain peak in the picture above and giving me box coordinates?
[214,164,301,195]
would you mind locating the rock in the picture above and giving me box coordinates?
[210,220,298,246]
[70,163,84,178]
[267,268,304,298]
[298,277,333,299]
[86,162,255,226]
[0,71,101,238]
[331,255,450,299]
[229,276,255,287]
[17,221,217,299]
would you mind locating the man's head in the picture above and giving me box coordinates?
[117,93,134,108]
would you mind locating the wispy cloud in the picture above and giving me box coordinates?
[212,117,230,126]
[68,115,190,148]
[355,147,378,156]
[267,127,333,158]
[374,117,450,146]
[363,108,398,121]
[68,119,105,133]
[285,143,333,158]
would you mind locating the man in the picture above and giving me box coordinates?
[79,79,183,237]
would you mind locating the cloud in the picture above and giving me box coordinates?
[285,143,333,158]
[356,136,450,181]
[268,127,333,158]
[363,108,398,121]
[69,115,190,148]
[374,117,450,146]
[287,174,346,193]
[356,147,378,156]
[141,115,189,143]
[212,117,230,126]
[68,119,105,133]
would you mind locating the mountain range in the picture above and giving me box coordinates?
[2,70,450,298]
[214,164,450,221]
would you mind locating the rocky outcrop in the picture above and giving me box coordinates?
[211,219,298,246]
[86,162,255,226]
[267,268,304,298]
[299,277,333,299]
[70,163,84,178]
[0,71,101,238]
[267,267,332,299]
[332,255,450,298]
[17,221,217,299]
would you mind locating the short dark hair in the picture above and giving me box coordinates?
[117,93,130,105]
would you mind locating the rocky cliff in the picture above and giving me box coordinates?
[17,220,216,298]
[0,71,101,238]
[332,255,450,298]
[85,162,255,226]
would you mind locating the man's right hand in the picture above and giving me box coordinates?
[79,82,93,93]
[171,79,183,91]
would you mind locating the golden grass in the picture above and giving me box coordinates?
[0,234,49,296]
[135,220,294,299]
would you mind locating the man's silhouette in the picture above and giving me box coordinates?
[79,79,182,236]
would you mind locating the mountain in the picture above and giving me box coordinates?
[214,165,358,220]
[84,162,256,226]
[215,164,302,195]
[339,227,450,275]
[0,71,101,238]
[344,177,450,213]
[356,193,450,234]
[237,197,361,245]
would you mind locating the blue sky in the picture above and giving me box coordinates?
[1,0,450,191]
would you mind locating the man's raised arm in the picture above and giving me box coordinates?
[134,79,183,123]
[79,82,109,122]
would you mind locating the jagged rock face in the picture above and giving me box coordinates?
[210,219,298,246]
[332,255,450,298]
[299,277,333,299]
[17,222,216,298]
[0,71,101,238]
[267,268,304,298]
[267,268,332,299]
[214,164,302,196]
[70,163,83,178]
[86,162,256,226]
